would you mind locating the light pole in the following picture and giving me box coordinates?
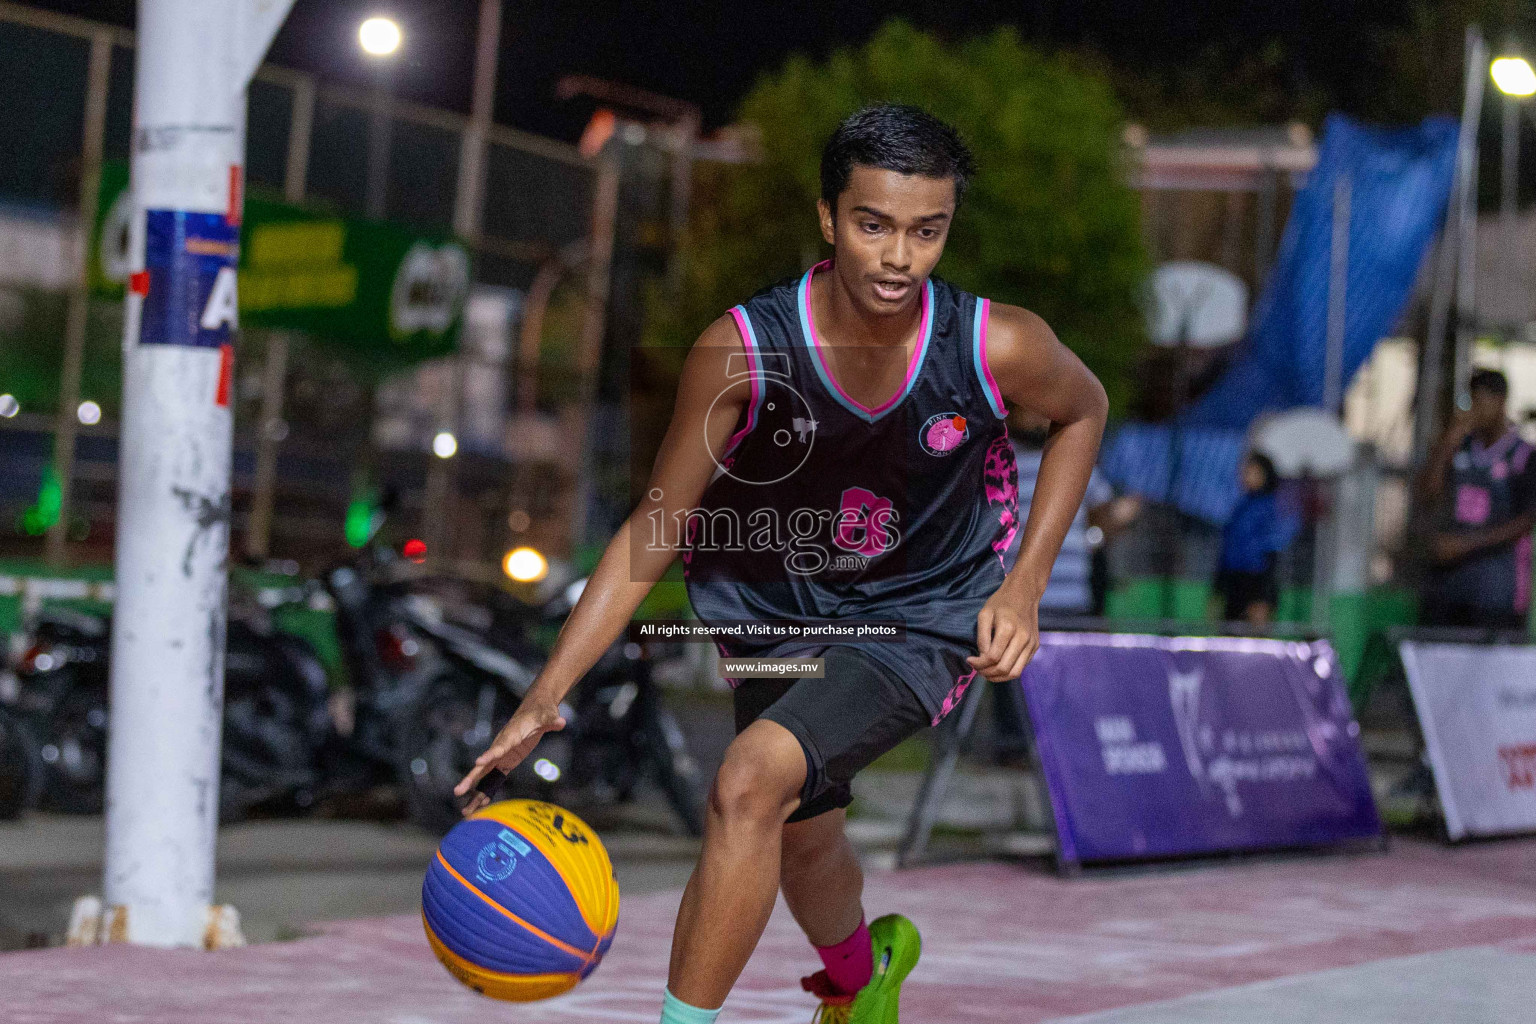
[422,0,501,561]
[1492,55,1534,334]
[360,16,402,220]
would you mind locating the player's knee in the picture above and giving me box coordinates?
[710,724,805,827]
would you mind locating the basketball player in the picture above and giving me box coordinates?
[458,105,1108,1023]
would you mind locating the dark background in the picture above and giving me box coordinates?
[26,1,1470,138]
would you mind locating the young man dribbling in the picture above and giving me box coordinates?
[458,105,1108,1024]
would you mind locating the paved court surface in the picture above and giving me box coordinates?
[4,837,1534,1023]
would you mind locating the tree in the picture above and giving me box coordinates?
[642,20,1151,415]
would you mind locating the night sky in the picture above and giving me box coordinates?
[27,1,1442,140]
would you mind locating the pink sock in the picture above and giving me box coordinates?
[816,917,873,995]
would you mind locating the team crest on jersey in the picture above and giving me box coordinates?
[919,412,970,457]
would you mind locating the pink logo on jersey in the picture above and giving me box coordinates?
[834,486,898,556]
[1455,484,1491,525]
[920,412,969,456]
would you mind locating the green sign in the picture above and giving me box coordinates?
[92,162,470,369]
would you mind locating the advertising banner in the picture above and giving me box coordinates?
[1022,633,1380,866]
[93,161,469,370]
[1399,641,1536,840]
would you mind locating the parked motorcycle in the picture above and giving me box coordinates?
[409,572,706,837]
[7,600,331,820]
[7,607,110,814]
[0,702,41,819]
[322,550,565,834]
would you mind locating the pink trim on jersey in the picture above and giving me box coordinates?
[976,297,1007,417]
[801,259,931,418]
[722,306,763,457]
[932,668,979,726]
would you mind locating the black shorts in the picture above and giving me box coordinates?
[732,645,931,823]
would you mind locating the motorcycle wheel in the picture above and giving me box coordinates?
[0,709,42,819]
[643,706,706,838]
[397,673,501,835]
[38,682,108,815]
[220,684,315,822]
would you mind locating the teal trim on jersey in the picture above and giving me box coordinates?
[796,262,935,424]
[971,296,1007,419]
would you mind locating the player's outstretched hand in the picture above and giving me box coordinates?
[968,584,1041,682]
[454,699,567,817]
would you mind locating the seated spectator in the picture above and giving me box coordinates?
[1214,452,1297,627]
[1416,368,1536,630]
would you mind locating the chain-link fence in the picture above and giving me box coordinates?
[0,1,604,567]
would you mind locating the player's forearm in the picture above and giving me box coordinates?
[524,517,673,706]
[1006,409,1105,596]
[1456,510,1536,556]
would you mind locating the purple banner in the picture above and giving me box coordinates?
[1022,634,1380,866]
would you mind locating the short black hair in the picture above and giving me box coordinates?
[1469,367,1509,398]
[820,104,976,210]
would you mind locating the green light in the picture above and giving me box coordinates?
[345,496,375,548]
[22,466,62,536]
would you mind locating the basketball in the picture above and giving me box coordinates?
[422,799,620,1001]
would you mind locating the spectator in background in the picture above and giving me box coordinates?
[1214,452,1297,627]
[1416,368,1536,630]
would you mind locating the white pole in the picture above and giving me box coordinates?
[103,0,294,949]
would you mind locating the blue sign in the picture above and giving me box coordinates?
[1022,633,1381,866]
[138,209,240,349]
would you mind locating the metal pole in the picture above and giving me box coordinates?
[104,0,294,948]
[246,75,313,561]
[365,70,393,220]
[1255,164,1278,287]
[1322,173,1352,414]
[422,0,501,560]
[244,332,288,560]
[453,0,500,242]
[1502,90,1520,332]
[1451,30,1488,409]
[46,30,112,566]
[667,109,700,291]
[565,153,620,556]
[1413,26,1487,465]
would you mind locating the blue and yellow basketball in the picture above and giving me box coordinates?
[422,799,620,1001]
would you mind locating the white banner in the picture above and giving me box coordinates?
[1400,641,1536,840]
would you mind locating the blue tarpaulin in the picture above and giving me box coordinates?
[1104,112,1459,524]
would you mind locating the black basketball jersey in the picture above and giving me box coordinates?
[681,260,1020,723]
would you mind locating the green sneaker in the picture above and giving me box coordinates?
[800,914,922,1024]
